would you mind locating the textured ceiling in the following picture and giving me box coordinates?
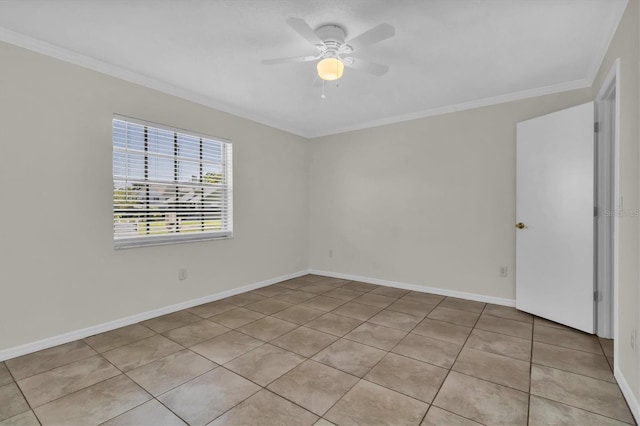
[0,0,628,137]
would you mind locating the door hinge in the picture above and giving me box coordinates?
[594,290,600,302]
[594,206,598,217]
[594,122,599,133]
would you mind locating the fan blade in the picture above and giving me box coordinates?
[346,23,395,51]
[261,55,319,65]
[286,17,324,46]
[343,57,389,76]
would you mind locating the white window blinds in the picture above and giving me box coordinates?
[113,115,233,248]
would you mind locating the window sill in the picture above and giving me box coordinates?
[114,231,233,249]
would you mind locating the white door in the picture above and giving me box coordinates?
[516,102,594,333]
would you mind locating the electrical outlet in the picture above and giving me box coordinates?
[631,328,638,352]
[499,266,508,277]
[328,249,333,258]
[178,268,188,281]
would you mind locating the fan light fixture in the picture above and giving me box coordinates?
[262,18,394,85]
[317,57,344,81]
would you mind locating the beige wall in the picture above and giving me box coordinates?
[1,5,638,409]
[309,0,639,409]
[308,89,592,300]
[592,0,640,404]
[0,42,309,352]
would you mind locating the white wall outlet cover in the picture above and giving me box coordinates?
[178,268,188,281]
[499,266,508,277]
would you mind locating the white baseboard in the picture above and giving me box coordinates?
[0,268,517,362]
[3,265,635,421]
[615,366,640,423]
[309,269,516,307]
[0,270,308,362]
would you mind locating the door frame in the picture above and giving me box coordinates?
[594,59,620,348]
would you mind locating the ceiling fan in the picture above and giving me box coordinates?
[262,18,395,81]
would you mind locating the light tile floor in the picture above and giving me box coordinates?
[0,275,633,425]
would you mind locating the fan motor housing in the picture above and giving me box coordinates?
[316,24,346,45]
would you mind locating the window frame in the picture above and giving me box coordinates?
[112,114,233,249]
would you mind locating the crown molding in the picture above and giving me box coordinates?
[1,26,599,140]
[0,27,311,138]
[307,78,592,138]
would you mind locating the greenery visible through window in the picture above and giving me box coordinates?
[113,116,233,248]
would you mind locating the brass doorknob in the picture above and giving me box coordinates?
[516,222,526,229]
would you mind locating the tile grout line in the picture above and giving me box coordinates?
[315,372,362,422]
[1,278,425,425]
[98,346,177,423]
[3,275,630,425]
[83,323,158,353]
[125,279,633,424]
[221,280,373,422]
[504,332,604,356]
[527,309,535,426]
[473,323,534,340]
[368,296,449,425]
[308,287,394,421]
[419,298,487,425]
[219,284,379,422]
[303,291,502,415]
[212,387,319,425]
[596,335,614,367]
[528,394,636,426]
[257,284,443,422]
[6,347,98,383]
[28,351,153,425]
[529,360,617,384]
[475,318,609,357]
[533,323,607,354]
[2,361,42,425]
[190,365,265,425]
[426,311,627,422]
[96,338,207,425]
[93,332,197,426]
[264,362,362,419]
[13,351,135,417]
[441,369,530,395]
[291,317,363,339]
[136,348,241,426]
[167,314,330,421]
[456,307,631,424]
[132,298,632,425]
[311,303,435,368]
[344,299,446,410]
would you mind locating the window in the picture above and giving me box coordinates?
[113,115,232,248]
